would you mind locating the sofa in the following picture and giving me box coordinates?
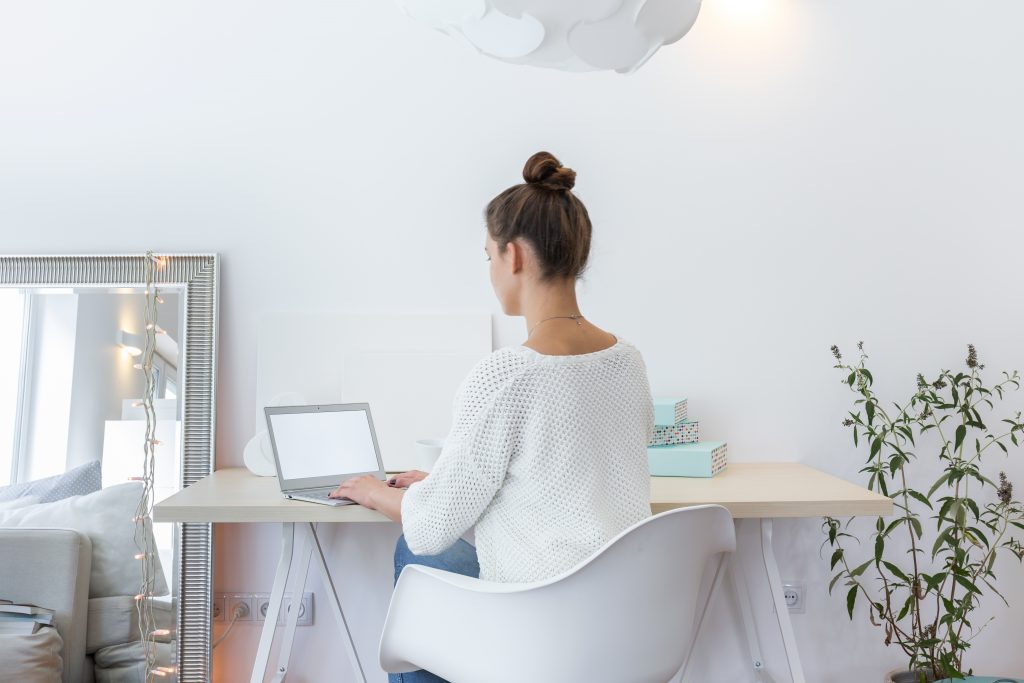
[0,463,176,683]
[0,527,177,683]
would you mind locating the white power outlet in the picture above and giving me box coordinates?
[782,583,805,613]
[282,593,313,626]
[225,595,253,621]
[253,593,314,626]
[214,592,314,626]
[212,595,226,622]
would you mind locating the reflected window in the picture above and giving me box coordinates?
[0,290,26,486]
[164,377,177,400]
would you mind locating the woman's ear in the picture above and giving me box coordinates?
[506,239,525,275]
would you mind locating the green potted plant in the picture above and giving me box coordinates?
[823,342,1024,682]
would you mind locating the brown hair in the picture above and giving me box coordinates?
[485,151,592,281]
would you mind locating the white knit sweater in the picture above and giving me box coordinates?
[401,335,655,583]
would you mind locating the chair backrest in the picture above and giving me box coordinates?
[382,504,735,683]
[518,504,736,682]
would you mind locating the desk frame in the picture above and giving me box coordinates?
[254,522,367,683]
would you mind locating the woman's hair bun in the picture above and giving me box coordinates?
[523,151,576,192]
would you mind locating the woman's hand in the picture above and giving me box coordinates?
[386,470,429,489]
[328,475,388,509]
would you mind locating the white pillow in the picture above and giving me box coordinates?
[0,495,39,512]
[0,483,169,599]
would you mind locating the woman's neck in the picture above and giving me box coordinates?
[521,280,582,336]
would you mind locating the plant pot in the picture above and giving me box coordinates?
[886,672,1021,683]
[886,670,938,683]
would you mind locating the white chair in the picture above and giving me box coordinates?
[379,504,736,683]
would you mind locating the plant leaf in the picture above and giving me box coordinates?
[928,472,951,497]
[955,424,966,453]
[907,489,933,510]
[882,560,910,583]
[831,549,844,569]
[909,516,923,539]
[849,559,872,578]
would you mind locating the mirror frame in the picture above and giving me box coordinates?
[0,254,218,682]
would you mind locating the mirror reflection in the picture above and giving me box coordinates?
[0,286,182,678]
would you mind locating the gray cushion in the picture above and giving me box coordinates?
[0,625,64,683]
[0,460,101,504]
[86,596,136,655]
[93,641,147,683]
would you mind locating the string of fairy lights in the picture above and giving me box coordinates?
[131,251,174,680]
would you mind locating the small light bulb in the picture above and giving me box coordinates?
[134,594,146,601]
[132,401,144,407]
[156,295,164,304]
[150,669,167,677]
[145,323,154,330]
[134,553,146,560]
[151,629,171,637]
[150,439,162,446]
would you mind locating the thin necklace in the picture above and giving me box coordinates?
[528,314,584,338]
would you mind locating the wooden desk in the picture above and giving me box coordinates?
[155,463,890,523]
[155,465,890,683]
[649,462,891,518]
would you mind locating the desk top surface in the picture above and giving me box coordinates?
[153,463,891,523]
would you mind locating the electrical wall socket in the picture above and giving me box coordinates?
[258,593,314,626]
[782,583,805,613]
[215,593,314,626]
[225,594,253,621]
[212,595,226,622]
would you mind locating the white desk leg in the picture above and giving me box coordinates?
[248,523,366,683]
[727,552,776,683]
[759,518,806,683]
[308,523,368,683]
[251,523,296,683]
[270,525,314,683]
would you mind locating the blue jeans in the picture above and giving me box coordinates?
[388,534,479,683]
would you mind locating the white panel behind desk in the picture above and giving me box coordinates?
[256,312,492,469]
[342,351,487,470]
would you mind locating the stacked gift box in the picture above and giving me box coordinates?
[647,397,728,477]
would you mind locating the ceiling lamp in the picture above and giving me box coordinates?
[397,0,702,73]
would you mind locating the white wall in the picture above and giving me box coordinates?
[2,0,1023,680]
[67,292,147,468]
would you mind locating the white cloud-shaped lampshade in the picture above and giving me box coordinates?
[397,0,702,73]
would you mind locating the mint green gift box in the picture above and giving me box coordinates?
[654,397,687,426]
[648,441,728,478]
[650,419,700,447]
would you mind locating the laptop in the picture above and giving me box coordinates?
[264,403,387,507]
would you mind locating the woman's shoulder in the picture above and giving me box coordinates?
[457,347,532,399]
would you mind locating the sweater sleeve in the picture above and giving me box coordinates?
[400,351,524,556]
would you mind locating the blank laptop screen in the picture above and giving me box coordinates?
[268,409,379,482]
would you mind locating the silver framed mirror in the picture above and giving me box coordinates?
[0,254,218,682]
